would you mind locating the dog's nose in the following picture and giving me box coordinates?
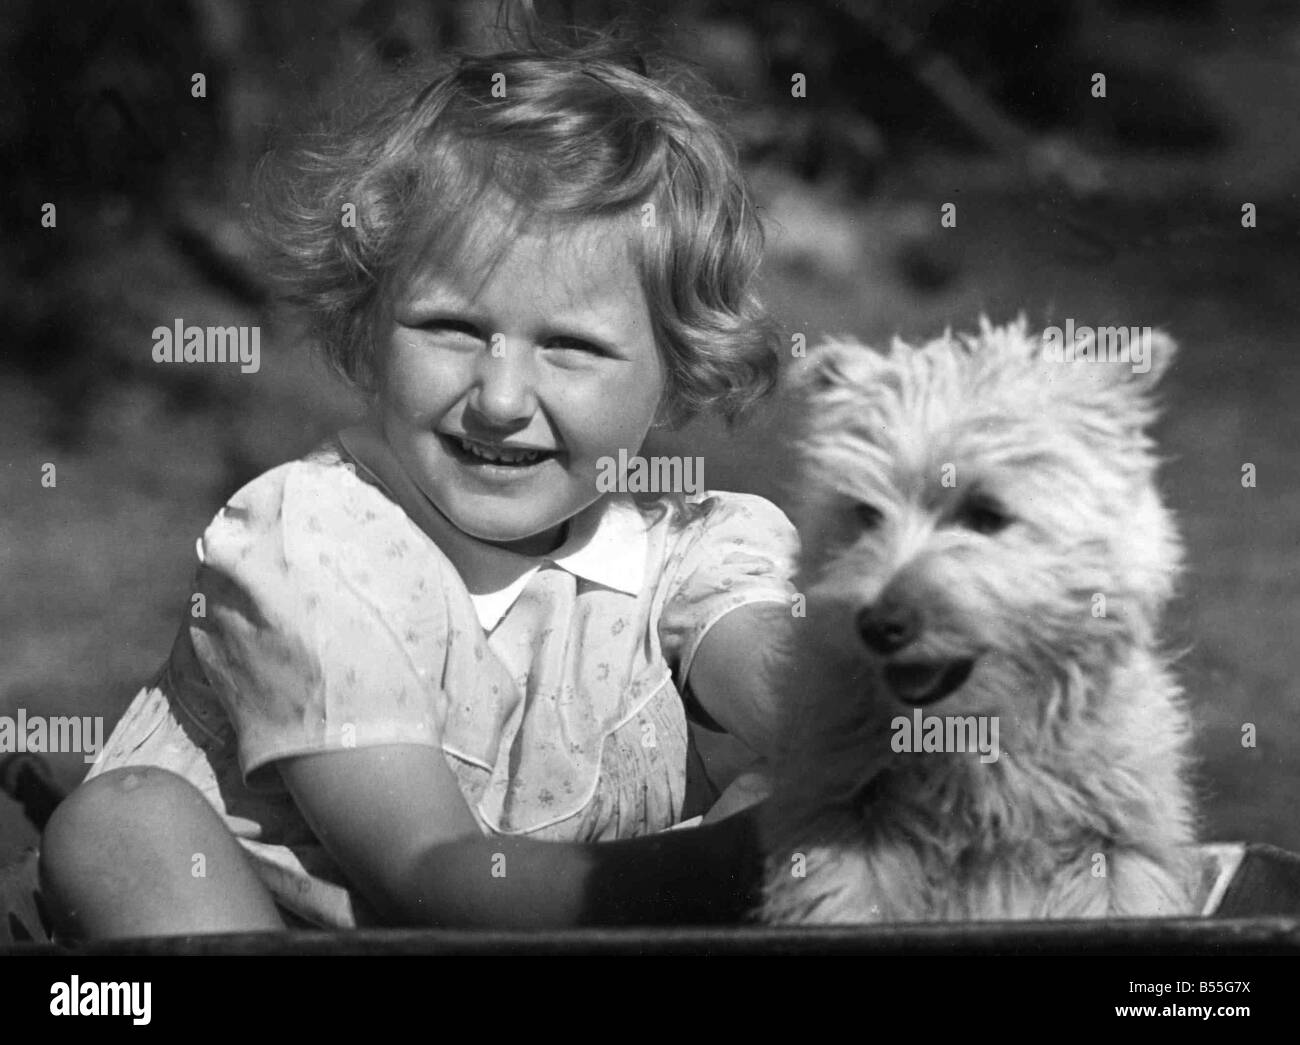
[856,602,920,654]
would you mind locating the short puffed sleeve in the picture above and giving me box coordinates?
[656,491,800,687]
[188,461,484,790]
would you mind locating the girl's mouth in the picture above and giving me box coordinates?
[441,433,559,470]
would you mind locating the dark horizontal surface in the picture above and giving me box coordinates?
[5,916,1299,957]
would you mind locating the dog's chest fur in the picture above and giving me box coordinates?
[760,647,1197,922]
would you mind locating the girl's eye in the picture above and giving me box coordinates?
[412,318,482,341]
[853,502,884,530]
[546,336,606,356]
[956,496,1013,535]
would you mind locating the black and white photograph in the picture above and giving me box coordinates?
[0,0,1297,1019]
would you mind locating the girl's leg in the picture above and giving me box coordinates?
[39,766,284,939]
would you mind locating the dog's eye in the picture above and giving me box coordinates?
[956,497,1012,535]
[853,502,884,530]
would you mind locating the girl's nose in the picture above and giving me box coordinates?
[466,339,538,426]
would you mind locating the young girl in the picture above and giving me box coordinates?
[39,40,798,937]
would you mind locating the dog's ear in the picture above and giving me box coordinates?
[1038,327,1178,432]
[1035,325,1177,390]
[1125,328,1177,392]
[786,338,887,397]
[1086,328,1177,407]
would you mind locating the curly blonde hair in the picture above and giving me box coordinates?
[253,37,780,427]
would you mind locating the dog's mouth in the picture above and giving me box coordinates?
[884,658,976,706]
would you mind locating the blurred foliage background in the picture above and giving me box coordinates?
[2,0,1299,863]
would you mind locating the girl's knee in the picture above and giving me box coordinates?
[39,767,280,939]
[40,768,212,892]
[46,766,206,838]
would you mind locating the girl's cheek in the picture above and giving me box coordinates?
[383,343,461,417]
[552,380,641,447]
[594,410,659,458]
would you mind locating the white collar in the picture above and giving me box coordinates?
[468,492,648,630]
[548,490,648,595]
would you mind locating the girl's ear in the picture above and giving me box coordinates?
[649,386,676,430]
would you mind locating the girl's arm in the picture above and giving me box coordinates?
[686,601,788,757]
[276,601,789,927]
[278,743,763,928]
[682,601,791,820]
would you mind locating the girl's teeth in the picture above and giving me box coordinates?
[458,437,542,464]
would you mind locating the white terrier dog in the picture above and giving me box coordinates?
[760,318,1197,923]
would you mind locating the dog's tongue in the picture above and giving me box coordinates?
[887,662,946,696]
[885,659,975,706]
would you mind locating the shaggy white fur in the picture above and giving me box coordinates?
[760,317,1197,923]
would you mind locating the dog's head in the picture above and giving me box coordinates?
[784,317,1181,722]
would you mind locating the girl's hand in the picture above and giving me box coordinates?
[403,802,764,929]
[701,760,772,825]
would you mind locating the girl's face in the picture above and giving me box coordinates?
[377,217,665,555]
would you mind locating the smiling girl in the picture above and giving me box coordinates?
[38,38,797,937]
